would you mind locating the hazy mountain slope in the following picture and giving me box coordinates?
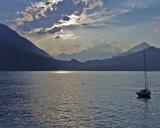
[121,42,152,56]
[84,47,160,71]
[0,23,61,70]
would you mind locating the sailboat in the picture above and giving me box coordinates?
[136,49,151,98]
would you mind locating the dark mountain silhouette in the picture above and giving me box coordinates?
[0,23,160,71]
[0,23,62,70]
[84,46,160,71]
[59,42,160,71]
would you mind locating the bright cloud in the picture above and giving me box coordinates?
[8,0,160,56]
[14,0,104,27]
[13,0,106,39]
[14,0,64,26]
[14,0,157,36]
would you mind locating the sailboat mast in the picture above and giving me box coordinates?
[143,49,148,90]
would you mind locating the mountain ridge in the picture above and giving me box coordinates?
[0,23,52,58]
[84,46,160,71]
[55,42,153,62]
[120,42,153,56]
[0,23,62,70]
[0,23,160,71]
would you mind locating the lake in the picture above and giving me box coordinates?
[0,71,160,128]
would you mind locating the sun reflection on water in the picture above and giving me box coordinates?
[53,71,74,74]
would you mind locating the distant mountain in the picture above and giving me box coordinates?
[58,42,160,71]
[128,42,151,52]
[57,44,160,71]
[55,51,114,62]
[84,46,160,71]
[121,42,152,56]
[0,23,62,70]
[0,23,160,71]
[56,42,152,62]
[55,43,121,62]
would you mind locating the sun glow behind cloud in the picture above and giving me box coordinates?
[14,0,104,32]
[13,0,159,36]
[5,0,159,60]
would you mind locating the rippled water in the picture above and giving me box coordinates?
[0,71,160,128]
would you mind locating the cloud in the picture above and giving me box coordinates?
[14,0,64,26]
[12,0,159,40]
[125,0,155,9]
[32,35,89,55]
[14,1,129,37]
[12,0,107,39]
[14,0,104,27]
[26,13,80,34]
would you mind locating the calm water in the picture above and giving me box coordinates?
[0,71,160,128]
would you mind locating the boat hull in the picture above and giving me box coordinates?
[136,89,151,99]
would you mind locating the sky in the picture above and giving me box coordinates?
[0,0,160,60]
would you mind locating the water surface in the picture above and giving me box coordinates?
[0,71,160,128]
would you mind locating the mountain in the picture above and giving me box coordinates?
[0,23,62,70]
[58,42,160,71]
[55,43,121,62]
[0,23,159,71]
[56,42,152,62]
[121,42,152,56]
[84,46,160,71]
[55,50,114,62]
[57,43,160,71]
[128,42,152,53]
